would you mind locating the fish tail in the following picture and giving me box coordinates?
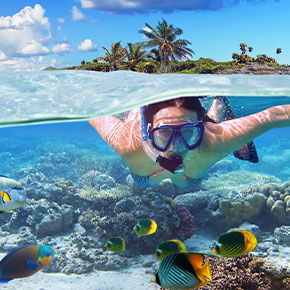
[200,259,212,281]
[194,259,211,287]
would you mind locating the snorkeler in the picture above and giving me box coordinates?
[88,96,290,188]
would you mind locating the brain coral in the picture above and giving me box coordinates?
[260,181,290,224]
[220,192,266,227]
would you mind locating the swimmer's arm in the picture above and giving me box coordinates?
[215,105,290,156]
[88,116,142,156]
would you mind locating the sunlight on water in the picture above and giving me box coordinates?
[0,70,290,126]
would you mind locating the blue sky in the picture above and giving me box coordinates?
[0,0,289,71]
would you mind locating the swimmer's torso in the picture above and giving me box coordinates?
[121,113,221,187]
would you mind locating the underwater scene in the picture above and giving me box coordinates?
[1,72,290,289]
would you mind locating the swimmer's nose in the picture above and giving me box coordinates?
[170,136,186,153]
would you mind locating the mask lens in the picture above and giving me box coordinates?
[180,126,200,147]
[152,128,174,150]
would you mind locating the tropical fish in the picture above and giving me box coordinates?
[105,237,125,252]
[0,244,54,283]
[155,252,211,289]
[212,230,257,257]
[133,218,157,236]
[154,239,186,259]
[0,175,27,213]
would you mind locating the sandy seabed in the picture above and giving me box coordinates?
[0,269,158,290]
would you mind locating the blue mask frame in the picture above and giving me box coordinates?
[149,122,204,152]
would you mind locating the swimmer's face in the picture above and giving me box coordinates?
[152,106,199,158]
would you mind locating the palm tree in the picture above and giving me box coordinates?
[97,41,127,71]
[120,43,157,71]
[148,48,162,63]
[239,43,247,54]
[139,19,194,67]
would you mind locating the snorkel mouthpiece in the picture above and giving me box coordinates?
[156,155,186,175]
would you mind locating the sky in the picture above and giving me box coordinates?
[0,0,289,71]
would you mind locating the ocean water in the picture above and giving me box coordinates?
[0,71,290,289]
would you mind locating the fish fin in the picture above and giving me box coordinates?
[233,141,259,163]
[239,230,257,253]
[191,258,212,288]
[181,244,186,252]
[0,279,13,283]
[190,254,212,288]
[26,259,41,271]
[200,259,212,281]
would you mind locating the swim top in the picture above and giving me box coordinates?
[131,169,203,189]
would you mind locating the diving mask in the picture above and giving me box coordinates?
[148,122,204,152]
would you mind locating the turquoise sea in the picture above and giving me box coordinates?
[1,71,290,289]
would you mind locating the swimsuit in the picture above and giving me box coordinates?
[131,169,203,189]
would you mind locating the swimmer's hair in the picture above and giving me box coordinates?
[143,96,216,124]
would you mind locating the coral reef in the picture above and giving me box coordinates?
[3,134,290,280]
[273,225,290,246]
[220,192,266,227]
[174,206,196,241]
[260,181,290,224]
[173,171,279,232]
[199,254,290,290]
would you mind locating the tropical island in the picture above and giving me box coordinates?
[44,19,290,75]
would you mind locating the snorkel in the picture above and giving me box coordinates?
[140,106,186,174]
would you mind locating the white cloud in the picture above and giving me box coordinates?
[52,43,73,54]
[0,56,46,71]
[57,17,65,24]
[77,39,97,51]
[79,0,265,14]
[0,4,51,58]
[19,41,50,56]
[71,6,86,21]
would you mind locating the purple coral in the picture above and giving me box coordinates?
[174,206,196,241]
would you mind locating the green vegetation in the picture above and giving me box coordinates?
[43,19,289,74]
[139,18,194,67]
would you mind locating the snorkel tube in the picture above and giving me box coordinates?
[140,106,186,174]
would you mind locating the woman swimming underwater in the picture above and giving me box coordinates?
[89,97,290,188]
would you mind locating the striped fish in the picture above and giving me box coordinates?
[155,252,211,289]
[212,230,257,257]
